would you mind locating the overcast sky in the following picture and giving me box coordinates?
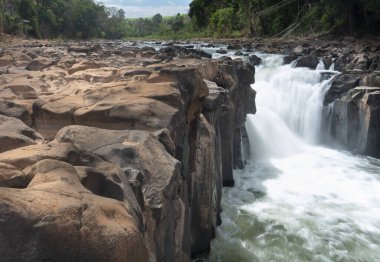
[99,0,192,18]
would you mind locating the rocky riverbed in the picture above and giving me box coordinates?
[0,35,379,261]
[0,39,256,261]
[214,36,380,157]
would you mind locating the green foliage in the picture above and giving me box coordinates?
[209,8,235,35]
[1,0,379,39]
[189,0,380,37]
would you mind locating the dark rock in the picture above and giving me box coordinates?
[216,49,227,54]
[327,87,380,157]
[324,74,362,105]
[0,100,32,126]
[283,54,300,64]
[26,57,58,71]
[248,54,262,66]
[295,55,319,69]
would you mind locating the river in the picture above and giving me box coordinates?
[207,52,380,262]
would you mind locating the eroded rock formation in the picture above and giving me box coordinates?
[0,41,256,261]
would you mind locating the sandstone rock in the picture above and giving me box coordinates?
[362,74,380,87]
[160,67,209,122]
[0,83,38,100]
[82,67,118,83]
[68,60,108,75]
[213,59,256,186]
[0,115,43,153]
[68,44,102,54]
[0,100,33,126]
[0,40,258,260]
[335,53,354,72]
[26,57,58,71]
[33,96,83,139]
[328,87,380,157]
[54,125,186,261]
[154,128,176,156]
[0,54,13,67]
[346,54,371,72]
[190,115,222,255]
[0,159,148,262]
[0,162,28,188]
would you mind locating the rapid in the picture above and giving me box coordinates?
[208,53,380,262]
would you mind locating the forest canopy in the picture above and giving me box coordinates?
[0,0,379,39]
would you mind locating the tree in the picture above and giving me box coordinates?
[152,13,162,25]
[171,13,184,32]
[18,0,41,37]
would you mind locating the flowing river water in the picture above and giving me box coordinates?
[206,52,380,262]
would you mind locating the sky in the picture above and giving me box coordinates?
[99,0,192,18]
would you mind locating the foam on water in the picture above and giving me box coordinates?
[208,53,380,262]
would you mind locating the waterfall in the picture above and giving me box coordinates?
[208,52,380,262]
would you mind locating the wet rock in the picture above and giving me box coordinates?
[328,87,380,157]
[283,54,300,64]
[295,55,319,69]
[248,54,262,66]
[324,74,362,105]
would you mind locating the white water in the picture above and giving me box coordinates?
[208,54,380,262]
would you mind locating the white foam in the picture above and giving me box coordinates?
[209,52,380,262]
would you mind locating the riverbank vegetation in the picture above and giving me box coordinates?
[0,0,379,39]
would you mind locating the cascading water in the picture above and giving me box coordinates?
[207,53,380,262]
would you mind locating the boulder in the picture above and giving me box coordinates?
[54,125,186,261]
[0,162,28,188]
[0,159,148,262]
[0,83,38,100]
[0,115,43,153]
[324,74,362,105]
[295,55,319,69]
[327,87,380,157]
[216,49,227,54]
[247,54,262,66]
[26,57,58,71]
[0,54,14,67]
[68,61,108,75]
[0,100,33,126]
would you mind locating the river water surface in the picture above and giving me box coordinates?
[207,53,380,262]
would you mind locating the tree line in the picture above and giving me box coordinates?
[0,0,189,39]
[189,0,380,36]
[0,0,379,39]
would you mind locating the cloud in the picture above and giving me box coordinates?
[126,5,189,17]
[97,0,190,18]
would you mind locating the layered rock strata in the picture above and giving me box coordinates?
[0,41,256,261]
